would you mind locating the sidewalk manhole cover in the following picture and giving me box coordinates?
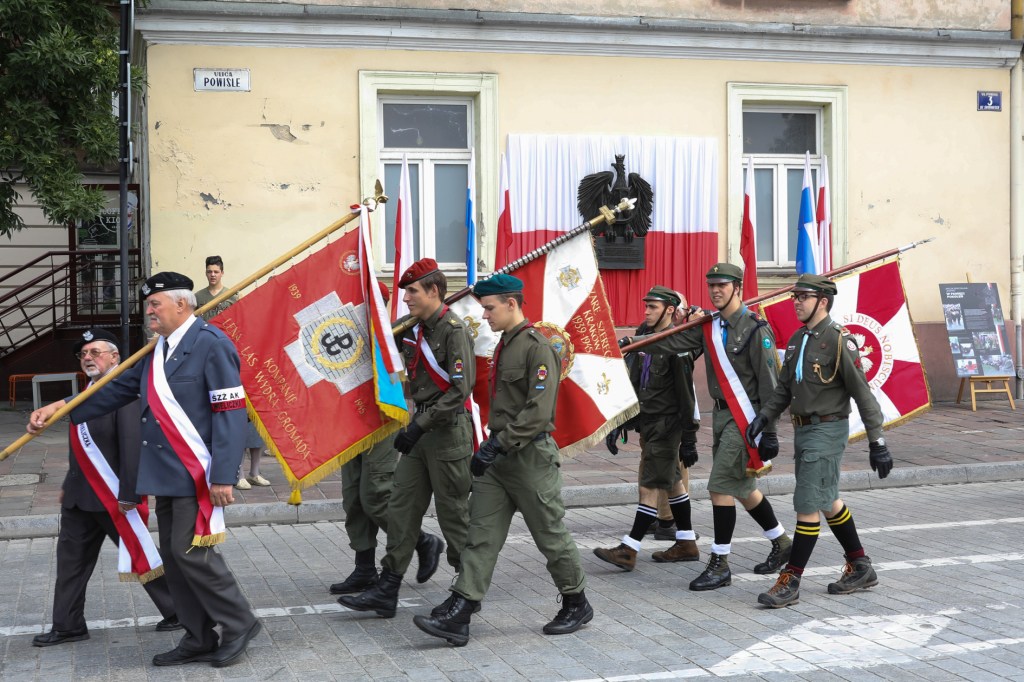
[0,474,41,486]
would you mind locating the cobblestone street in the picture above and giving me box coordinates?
[0,480,1021,681]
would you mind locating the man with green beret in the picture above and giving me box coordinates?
[620,263,792,592]
[594,285,701,569]
[745,273,892,608]
[413,273,591,647]
[339,259,475,619]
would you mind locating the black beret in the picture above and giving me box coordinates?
[73,328,120,357]
[141,272,194,300]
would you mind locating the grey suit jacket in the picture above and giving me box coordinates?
[63,398,144,511]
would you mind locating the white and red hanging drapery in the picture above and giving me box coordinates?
[504,134,719,325]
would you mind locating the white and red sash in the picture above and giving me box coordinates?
[703,316,773,478]
[411,320,486,450]
[148,337,228,546]
[68,413,164,583]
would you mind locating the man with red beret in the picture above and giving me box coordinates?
[340,259,476,619]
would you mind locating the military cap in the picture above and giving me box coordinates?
[472,274,523,298]
[706,263,743,283]
[398,258,440,288]
[792,273,837,295]
[643,286,681,308]
[140,272,194,300]
[377,280,390,302]
[73,328,120,356]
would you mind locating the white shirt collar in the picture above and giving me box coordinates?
[164,314,198,356]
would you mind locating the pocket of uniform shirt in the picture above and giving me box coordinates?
[168,375,197,383]
[501,366,525,382]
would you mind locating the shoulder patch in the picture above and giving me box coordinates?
[846,339,858,351]
[763,338,772,349]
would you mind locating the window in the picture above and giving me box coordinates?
[742,107,822,269]
[379,97,473,269]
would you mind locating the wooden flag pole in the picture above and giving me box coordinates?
[1,186,389,460]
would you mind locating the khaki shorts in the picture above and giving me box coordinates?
[793,420,847,514]
[638,416,683,490]
[707,408,757,499]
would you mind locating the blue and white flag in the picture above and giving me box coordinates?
[465,148,477,285]
[795,151,819,275]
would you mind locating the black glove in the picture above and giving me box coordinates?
[758,431,779,462]
[869,441,893,479]
[605,427,626,455]
[471,437,505,477]
[744,413,769,448]
[618,336,632,349]
[394,422,424,455]
[679,440,698,468]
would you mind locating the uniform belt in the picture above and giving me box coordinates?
[414,403,467,415]
[791,414,848,427]
[713,398,729,411]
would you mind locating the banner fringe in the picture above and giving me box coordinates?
[191,532,226,547]
[557,402,640,461]
[370,328,412,426]
[119,565,165,584]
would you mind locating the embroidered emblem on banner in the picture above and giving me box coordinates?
[339,251,360,275]
[284,292,372,395]
[534,321,575,379]
[463,316,482,340]
[597,373,610,394]
[537,365,548,380]
[556,265,581,292]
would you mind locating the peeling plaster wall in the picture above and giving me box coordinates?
[145,43,1009,324]
[221,0,1011,32]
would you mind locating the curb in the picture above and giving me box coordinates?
[1,461,1022,540]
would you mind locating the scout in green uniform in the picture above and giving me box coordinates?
[745,274,893,608]
[620,263,792,591]
[413,274,591,647]
[595,286,701,569]
[339,259,475,618]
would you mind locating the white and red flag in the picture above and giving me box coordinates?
[495,152,513,270]
[760,260,931,441]
[449,230,639,457]
[740,155,759,298]
[391,154,415,321]
[816,155,833,273]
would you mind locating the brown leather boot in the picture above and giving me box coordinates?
[593,543,637,571]
[651,539,699,563]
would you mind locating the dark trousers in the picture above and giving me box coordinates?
[156,496,255,652]
[53,505,176,631]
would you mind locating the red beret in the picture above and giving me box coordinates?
[398,258,439,288]
[377,280,390,302]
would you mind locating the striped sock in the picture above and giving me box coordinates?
[668,493,692,539]
[786,520,821,574]
[827,505,865,559]
[627,503,658,544]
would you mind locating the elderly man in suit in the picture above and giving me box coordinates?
[30,328,179,647]
[30,273,260,667]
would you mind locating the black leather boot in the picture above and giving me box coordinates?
[413,594,478,647]
[689,552,732,591]
[754,534,793,574]
[430,592,482,618]
[330,549,379,594]
[415,532,445,583]
[543,590,594,635]
[338,567,402,618]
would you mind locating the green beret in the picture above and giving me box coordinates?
[643,286,681,308]
[706,263,743,283]
[793,274,837,295]
[473,273,523,298]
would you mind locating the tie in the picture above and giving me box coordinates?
[640,354,653,391]
[796,333,810,383]
[489,339,504,398]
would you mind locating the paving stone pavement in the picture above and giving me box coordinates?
[0,480,1022,681]
[0,400,1020,515]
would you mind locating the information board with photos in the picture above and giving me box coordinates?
[939,282,1013,377]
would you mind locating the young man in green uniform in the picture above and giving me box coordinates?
[620,263,791,591]
[339,259,475,618]
[745,273,893,608]
[329,283,400,596]
[595,286,701,568]
[413,274,591,647]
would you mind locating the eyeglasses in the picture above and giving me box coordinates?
[790,293,820,303]
[76,349,113,360]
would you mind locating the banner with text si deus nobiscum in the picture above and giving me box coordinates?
[212,228,408,497]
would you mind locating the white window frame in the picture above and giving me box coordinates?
[727,82,848,284]
[742,105,823,271]
[377,96,474,269]
[358,71,498,278]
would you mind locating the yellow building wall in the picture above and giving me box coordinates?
[145,44,1009,323]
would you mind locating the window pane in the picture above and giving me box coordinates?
[787,168,817,262]
[382,103,468,149]
[434,164,468,264]
[744,167,775,262]
[743,112,816,154]
[383,164,421,264]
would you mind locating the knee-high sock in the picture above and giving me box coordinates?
[711,505,737,555]
[668,493,694,541]
[747,496,786,539]
[786,520,820,574]
[623,503,658,550]
[827,505,865,559]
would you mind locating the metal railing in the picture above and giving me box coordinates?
[0,249,143,359]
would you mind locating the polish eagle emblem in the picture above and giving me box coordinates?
[577,154,654,242]
[852,333,874,375]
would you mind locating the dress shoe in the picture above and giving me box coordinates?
[828,555,878,594]
[430,592,482,618]
[689,552,732,591]
[757,568,801,608]
[152,644,219,666]
[415,533,445,583]
[542,590,594,635]
[211,620,262,668]
[412,594,478,647]
[330,549,379,594]
[593,543,638,571]
[651,539,699,563]
[754,534,792,574]
[155,615,183,632]
[339,567,402,618]
[32,627,89,647]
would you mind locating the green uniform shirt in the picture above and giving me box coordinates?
[195,287,238,322]
[396,305,476,433]
[627,336,700,439]
[761,315,885,442]
[488,319,560,452]
[632,306,780,433]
